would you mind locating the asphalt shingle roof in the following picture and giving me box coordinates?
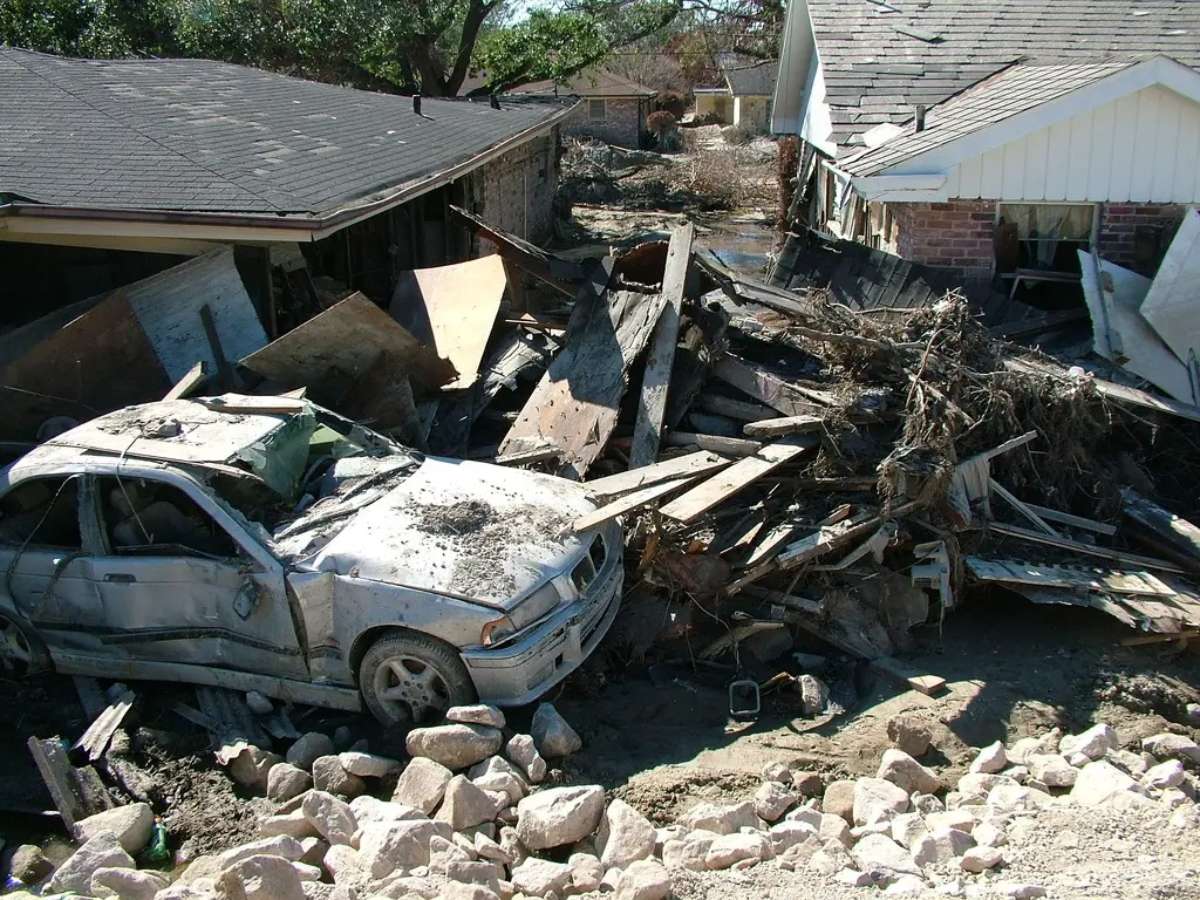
[724,60,778,96]
[510,69,655,98]
[808,0,1200,151]
[0,48,569,217]
[839,59,1136,176]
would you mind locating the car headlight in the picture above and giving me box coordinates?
[479,582,563,646]
[481,616,516,647]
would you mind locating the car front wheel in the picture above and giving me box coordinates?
[358,631,477,726]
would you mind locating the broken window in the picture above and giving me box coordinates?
[97,477,239,559]
[0,477,81,548]
[996,203,1095,273]
[588,99,606,122]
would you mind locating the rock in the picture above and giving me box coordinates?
[890,812,927,850]
[853,778,910,826]
[530,703,582,757]
[1070,760,1139,806]
[407,724,503,770]
[678,800,757,835]
[357,818,440,879]
[245,691,274,715]
[337,752,400,779]
[1027,754,1077,788]
[1144,759,1186,790]
[887,716,933,758]
[515,784,605,850]
[49,832,134,894]
[301,790,357,846]
[268,764,314,803]
[925,809,977,833]
[447,705,506,729]
[958,773,1020,799]
[762,761,790,783]
[995,883,1047,899]
[217,853,306,900]
[878,749,942,795]
[1142,733,1200,764]
[348,795,423,831]
[311,756,365,798]
[391,757,454,814]
[429,834,472,875]
[615,858,671,900]
[791,771,824,797]
[820,813,854,848]
[439,884,499,900]
[445,859,503,894]
[287,733,335,772]
[784,806,820,829]
[987,784,1049,815]
[230,747,283,792]
[766,821,816,856]
[258,809,319,840]
[911,792,943,815]
[974,821,1007,848]
[1160,787,1190,809]
[569,852,604,892]
[504,734,548,784]
[970,741,1008,774]
[472,771,526,805]
[75,803,155,854]
[92,866,168,900]
[753,781,797,822]
[498,825,528,867]
[473,832,511,866]
[596,798,656,869]
[798,674,829,716]
[509,858,572,897]
[851,833,922,877]
[960,845,1003,872]
[822,780,857,823]
[704,832,772,869]
[885,874,927,894]
[662,830,719,870]
[216,836,305,871]
[1187,703,1200,726]
[11,844,54,883]
[437,775,498,830]
[808,842,854,876]
[1060,724,1117,761]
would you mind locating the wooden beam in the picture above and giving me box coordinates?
[163,361,207,401]
[713,356,834,416]
[629,222,695,468]
[573,476,695,532]
[1023,503,1117,537]
[583,450,730,500]
[661,431,764,457]
[1122,488,1200,568]
[659,435,816,523]
[450,204,584,296]
[989,478,1059,537]
[697,393,777,422]
[744,414,826,438]
[871,656,947,696]
[987,521,1186,574]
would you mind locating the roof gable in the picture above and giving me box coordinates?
[509,69,655,98]
[724,60,778,96]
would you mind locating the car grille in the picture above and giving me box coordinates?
[571,534,607,595]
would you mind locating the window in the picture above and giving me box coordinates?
[587,99,606,122]
[0,477,81,548]
[996,203,1095,273]
[97,477,239,559]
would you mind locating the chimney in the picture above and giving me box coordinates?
[914,104,926,132]
[413,94,422,115]
[490,94,501,110]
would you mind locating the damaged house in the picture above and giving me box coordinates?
[508,70,657,149]
[771,1,1200,284]
[693,59,779,133]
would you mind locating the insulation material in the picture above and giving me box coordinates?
[389,255,507,390]
[1078,250,1196,403]
[1140,207,1200,375]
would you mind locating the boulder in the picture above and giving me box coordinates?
[1070,760,1139,806]
[509,858,572,897]
[884,874,927,895]
[530,702,582,757]
[268,764,314,803]
[798,674,829,716]
[92,867,168,900]
[445,859,503,894]
[704,831,772,869]
[970,741,1008,774]
[436,775,498,830]
[768,821,819,855]
[311,756,365,799]
[925,809,978,834]
[596,798,656,869]
[230,747,283,792]
[407,724,503,770]
[258,809,319,840]
[957,773,1019,799]
[661,830,719,870]
[215,836,305,871]
[49,832,134,895]
[392,757,454,814]
[886,715,933,758]
[850,833,922,878]
[429,834,472,875]
[216,853,306,900]
[960,845,1003,872]
[287,733,335,772]
[357,817,440,879]
[791,771,824,797]
[762,761,791,783]
[889,812,928,850]
[1059,724,1117,761]
[1143,759,1186,790]
[1142,733,1200,764]
[878,749,942,795]
[820,813,854,848]
[678,800,757,835]
[753,780,797,822]
[853,778,911,826]
[504,734,547,784]
[301,790,357,846]
[348,795,423,831]
[446,705,506,729]
[516,784,605,849]
[11,844,53,883]
[774,834,822,871]
[1027,754,1077,788]
[822,780,857,823]
[808,839,854,876]
[475,831,512,865]
[836,868,873,887]
[911,792,943,815]
[995,883,1047,899]
[472,771,526,804]
[439,884,499,900]
[75,802,155,854]
[337,752,400,779]
[974,821,1007,848]
[570,852,604,892]
[615,858,671,900]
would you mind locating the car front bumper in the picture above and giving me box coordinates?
[461,535,623,707]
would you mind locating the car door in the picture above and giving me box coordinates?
[79,472,308,680]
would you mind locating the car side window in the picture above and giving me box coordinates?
[0,477,82,549]
[96,476,239,560]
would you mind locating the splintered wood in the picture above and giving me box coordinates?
[499,288,666,479]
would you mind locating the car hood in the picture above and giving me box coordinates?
[296,456,597,608]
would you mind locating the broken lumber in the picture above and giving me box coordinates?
[583,450,730,500]
[163,361,207,400]
[659,435,816,523]
[74,689,136,763]
[1121,488,1200,570]
[964,557,1176,596]
[500,287,666,479]
[450,204,583,296]
[989,478,1059,536]
[573,476,695,533]
[713,356,834,416]
[1005,357,1200,424]
[697,393,777,422]
[1022,503,1117,537]
[987,522,1186,574]
[871,656,946,696]
[743,414,825,438]
[661,432,763,457]
[629,222,695,468]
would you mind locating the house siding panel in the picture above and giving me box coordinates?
[559,98,644,148]
[476,126,560,243]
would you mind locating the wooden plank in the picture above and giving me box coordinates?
[743,521,799,567]
[1122,489,1200,567]
[72,676,107,720]
[697,393,777,422]
[629,222,695,468]
[744,414,826,438]
[163,362,207,401]
[73,689,136,762]
[27,737,85,829]
[200,303,241,390]
[197,395,308,414]
[573,476,695,532]
[989,478,1059,536]
[964,556,1178,596]
[450,204,584,296]
[1023,503,1118,537]
[662,431,763,457]
[871,656,947,696]
[713,356,834,416]
[987,522,1186,574]
[659,436,816,523]
[1004,357,1200,424]
[240,292,456,392]
[584,450,730,500]
[499,288,667,479]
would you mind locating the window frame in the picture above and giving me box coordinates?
[587,98,607,122]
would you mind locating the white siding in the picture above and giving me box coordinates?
[943,85,1200,202]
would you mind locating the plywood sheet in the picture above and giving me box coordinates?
[1141,207,1200,368]
[390,255,507,390]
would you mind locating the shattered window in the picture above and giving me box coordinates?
[0,477,80,548]
[97,477,239,559]
[997,203,1095,271]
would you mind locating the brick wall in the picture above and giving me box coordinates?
[475,126,560,244]
[1095,203,1186,274]
[891,199,997,274]
[562,98,643,148]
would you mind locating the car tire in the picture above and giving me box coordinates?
[358,630,477,726]
[0,614,45,675]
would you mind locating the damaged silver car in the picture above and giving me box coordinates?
[0,396,622,724]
